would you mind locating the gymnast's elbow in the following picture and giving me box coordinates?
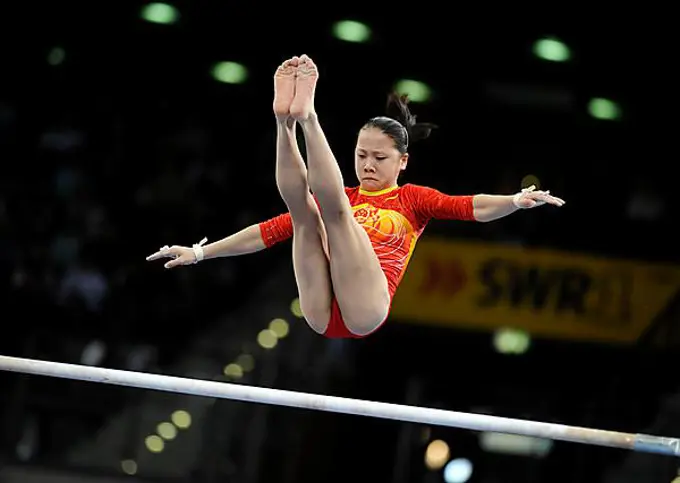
[472,209,495,222]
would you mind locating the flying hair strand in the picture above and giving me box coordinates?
[385,92,438,143]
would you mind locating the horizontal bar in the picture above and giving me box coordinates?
[0,355,677,456]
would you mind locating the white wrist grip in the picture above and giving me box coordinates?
[192,237,208,263]
[512,192,524,209]
[512,185,535,209]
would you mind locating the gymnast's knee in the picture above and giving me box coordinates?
[299,297,330,333]
[290,197,322,228]
[343,299,390,337]
[319,205,356,230]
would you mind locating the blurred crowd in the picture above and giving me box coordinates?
[0,98,280,366]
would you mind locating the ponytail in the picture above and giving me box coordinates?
[385,92,438,143]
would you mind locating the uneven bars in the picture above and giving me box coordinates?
[0,355,677,456]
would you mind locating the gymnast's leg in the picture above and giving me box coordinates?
[290,55,390,336]
[274,57,332,334]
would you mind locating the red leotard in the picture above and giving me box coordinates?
[259,184,476,338]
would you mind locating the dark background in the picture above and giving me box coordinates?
[0,3,678,483]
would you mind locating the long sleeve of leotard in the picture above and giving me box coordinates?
[259,212,293,248]
[407,184,476,222]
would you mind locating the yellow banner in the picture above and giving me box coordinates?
[391,238,680,343]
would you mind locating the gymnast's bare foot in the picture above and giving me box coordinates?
[273,57,299,122]
[290,54,318,122]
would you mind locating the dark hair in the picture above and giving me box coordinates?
[362,92,438,154]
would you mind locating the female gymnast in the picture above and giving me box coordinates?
[147,54,565,339]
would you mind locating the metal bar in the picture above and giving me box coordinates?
[0,355,677,456]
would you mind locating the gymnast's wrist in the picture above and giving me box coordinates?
[192,237,208,263]
[512,192,524,209]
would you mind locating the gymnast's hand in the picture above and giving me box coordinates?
[146,245,196,269]
[513,185,565,209]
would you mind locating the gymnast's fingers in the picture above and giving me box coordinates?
[146,245,175,261]
[536,194,565,206]
[538,192,565,205]
[164,256,187,269]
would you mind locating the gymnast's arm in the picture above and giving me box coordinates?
[205,211,294,258]
[471,194,521,222]
[407,184,564,224]
[406,183,522,222]
[146,212,293,268]
[472,185,565,222]
[201,224,268,259]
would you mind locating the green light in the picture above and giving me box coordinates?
[332,20,371,43]
[47,47,65,66]
[533,37,570,62]
[394,79,432,103]
[212,62,248,84]
[140,3,179,24]
[588,98,621,120]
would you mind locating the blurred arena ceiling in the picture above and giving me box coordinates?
[4,3,674,189]
[11,2,667,117]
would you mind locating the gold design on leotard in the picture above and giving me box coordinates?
[351,203,419,288]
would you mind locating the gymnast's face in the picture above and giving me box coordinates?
[355,127,408,192]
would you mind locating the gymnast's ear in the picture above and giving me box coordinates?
[399,153,409,170]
